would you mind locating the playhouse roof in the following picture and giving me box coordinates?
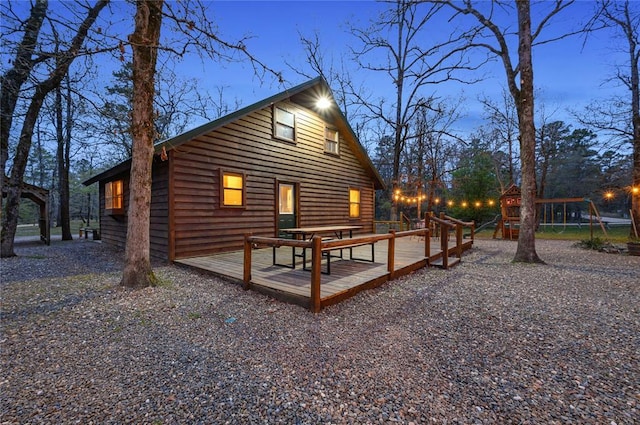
[500,183,521,199]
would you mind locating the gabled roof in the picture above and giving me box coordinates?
[500,183,521,199]
[84,77,385,189]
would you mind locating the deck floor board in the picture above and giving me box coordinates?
[176,236,460,309]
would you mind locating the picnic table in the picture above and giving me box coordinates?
[274,225,375,274]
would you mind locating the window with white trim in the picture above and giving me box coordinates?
[325,127,339,155]
[274,106,295,142]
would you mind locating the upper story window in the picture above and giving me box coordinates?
[325,127,339,155]
[105,179,124,215]
[349,188,361,218]
[274,105,296,142]
[221,170,245,208]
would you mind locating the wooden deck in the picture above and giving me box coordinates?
[176,233,469,311]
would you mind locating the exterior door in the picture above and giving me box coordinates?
[277,183,297,237]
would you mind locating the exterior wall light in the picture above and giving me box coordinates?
[316,97,331,109]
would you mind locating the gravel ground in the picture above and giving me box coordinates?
[1,237,639,424]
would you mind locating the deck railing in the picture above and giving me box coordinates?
[244,228,429,312]
[424,212,475,269]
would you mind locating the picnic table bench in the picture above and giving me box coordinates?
[315,237,376,274]
[79,227,100,240]
[273,225,375,274]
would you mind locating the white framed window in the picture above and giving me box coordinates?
[325,127,339,155]
[274,105,295,142]
[349,188,361,218]
[221,170,245,207]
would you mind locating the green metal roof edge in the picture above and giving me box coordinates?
[153,76,326,154]
[331,105,386,190]
[84,76,385,190]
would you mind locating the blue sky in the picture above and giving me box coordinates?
[172,0,628,136]
[3,0,631,140]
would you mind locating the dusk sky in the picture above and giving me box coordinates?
[172,0,629,136]
[3,0,632,141]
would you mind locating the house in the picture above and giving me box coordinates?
[83,77,385,261]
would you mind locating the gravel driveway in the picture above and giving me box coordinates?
[1,237,639,424]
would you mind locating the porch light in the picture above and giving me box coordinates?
[604,191,614,200]
[316,96,331,109]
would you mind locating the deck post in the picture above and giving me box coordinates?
[243,233,252,290]
[456,223,463,258]
[388,230,396,279]
[310,235,322,313]
[440,213,449,269]
[424,212,430,258]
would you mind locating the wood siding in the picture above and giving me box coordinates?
[98,159,169,261]
[172,101,376,259]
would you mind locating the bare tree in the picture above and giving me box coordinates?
[121,0,283,288]
[1,0,109,258]
[536,120,570,200]
[0,0,48,207]
[89,60,226,162]
[350,0,480,220]
[480,88,519,188]
[53,74,74,241]
[440,0,576,263]
[579,0,639,237]
[121,0,164,288]
[405,99,461,212]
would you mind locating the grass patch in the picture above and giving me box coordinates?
[535,225,630,243]
[15,220,87,237]
[152,274,175,289]
[476,224,631,243]
[574,237,608,250]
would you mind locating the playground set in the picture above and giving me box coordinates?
[493,184,614,241]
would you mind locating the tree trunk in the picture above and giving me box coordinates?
[0,0,48,199]
[120,0,164,288]
[55,80,72,241]
[0,0,107,257]
[632,99,639,239]
[513,0,543,263]
[0,1,47,250]
[630,8,640,239]
[1,91,47,257]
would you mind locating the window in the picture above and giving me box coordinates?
[274,106,295,141]
[105,179,124,214]
[221,171,245,207]
[349,188,361,218]
[325,127,339,155]
[279,184,295,214]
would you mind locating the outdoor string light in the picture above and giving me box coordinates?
[393,189,498,208]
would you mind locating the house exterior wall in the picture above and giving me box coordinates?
[98,159,169,260]
[170,101,376,259]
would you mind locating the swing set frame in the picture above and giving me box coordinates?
[495,191,610,242]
